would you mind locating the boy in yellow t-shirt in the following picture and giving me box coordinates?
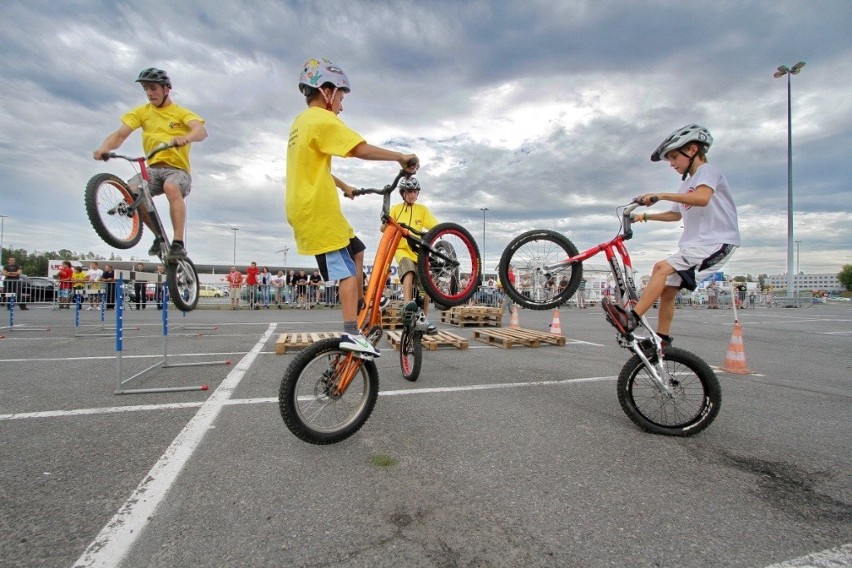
[386,177,439,334]
[286,57,417,358]
[93,67,207,260]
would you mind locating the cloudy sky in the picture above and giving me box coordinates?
[2,0,850,279]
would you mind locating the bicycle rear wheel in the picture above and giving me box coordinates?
[166,257,199,312]
[279,338,379,445]
[84,173,143,249]
[617,347,721,436]
[417,222,481,308]
[498,229,582,310]
[399,327,423,382]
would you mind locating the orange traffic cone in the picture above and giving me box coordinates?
[548,308,562,336]
[509,304,520,328]
[721,321,753,374]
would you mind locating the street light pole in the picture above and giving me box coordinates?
[479,207,489,272]
[0,215,7,268]
[231,227,239,266]
[795,240,801,275]
[773,61,805,296]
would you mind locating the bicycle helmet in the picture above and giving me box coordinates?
[398,176,421,197]
[650,124,712,162]
[135,67,171,88]
[298,57,351,96]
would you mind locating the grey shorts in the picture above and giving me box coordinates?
[129,167,192,198]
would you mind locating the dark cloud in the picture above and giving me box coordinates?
[1,0,850,277]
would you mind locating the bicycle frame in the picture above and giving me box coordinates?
[104,145,173,258]
[542,203,675,396]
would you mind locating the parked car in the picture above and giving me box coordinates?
[1,275,57,305]
[200,285,225,298]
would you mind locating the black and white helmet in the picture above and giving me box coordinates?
[398,176,421,196]
[135,67,171,88]
[651,124,712,162]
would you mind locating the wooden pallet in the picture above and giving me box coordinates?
[440,306,503,327]
[275,332,342,354]
[473,327,566,349]
[385,330,469,351]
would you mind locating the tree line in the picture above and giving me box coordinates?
[1,248,123,277]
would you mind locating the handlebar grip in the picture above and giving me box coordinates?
[649,195,659,204]
[100,153,111,161]
[406,157,419,168]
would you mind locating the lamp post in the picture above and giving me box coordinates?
[231,227,239,266]
[773,61,805,297]
[0,215,7,267]
[795,239,802,274]
[479,207,489,272]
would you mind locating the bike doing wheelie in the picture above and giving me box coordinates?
[85,143,200,311]
[279,167,482,444]
[498,200,721,436]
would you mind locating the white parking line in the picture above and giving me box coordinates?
[73,323,277,568]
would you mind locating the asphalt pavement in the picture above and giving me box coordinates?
[1,301,850,567]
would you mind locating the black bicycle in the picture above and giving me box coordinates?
[85,143,199,312]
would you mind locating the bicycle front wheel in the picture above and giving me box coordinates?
[399,328,423,382]
[167,257,199,312]
[279,338,379,445]
[498,229,582,310]
[617,347,721,436]
[85,173,143,249]
[417,222,481,308]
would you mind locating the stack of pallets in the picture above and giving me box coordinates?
[440,305,503,327]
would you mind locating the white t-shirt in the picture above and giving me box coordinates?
[671,163,740,248]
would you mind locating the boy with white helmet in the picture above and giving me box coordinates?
[286,57,418,357]
[386,176,439,334]
[602,124,740,351]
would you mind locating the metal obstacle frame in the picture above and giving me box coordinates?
[1,293,51,334]
[113,276,227,395]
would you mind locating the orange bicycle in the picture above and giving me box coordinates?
[278,165,482,444]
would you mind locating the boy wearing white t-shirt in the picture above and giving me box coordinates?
[603,124,740,350]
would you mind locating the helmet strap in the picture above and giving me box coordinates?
[677,148,697,181]
[321,87,338,111]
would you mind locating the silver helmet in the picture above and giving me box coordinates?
[651,124,713,162]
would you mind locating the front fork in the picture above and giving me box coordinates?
[617,317,675,398]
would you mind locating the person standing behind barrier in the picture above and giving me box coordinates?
[154,264,165,309]
[309,269,324,307]
[576,278,587,308]
[295,270,308,307]
[133,262,147,310]
[72,265,88,306]
[101,264,116,309]
[245,261,259,310]
[272,270,285,308]
[86,262,103,310]
[3,256,26,310]
[225,266,243,310]
[56,260,74,309]
[259,266,272,308]
[707,282,718,309]
[285,269,296,305]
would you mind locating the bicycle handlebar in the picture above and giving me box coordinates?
[99,142,179,163]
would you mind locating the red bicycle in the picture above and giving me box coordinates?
[498,200,721,436]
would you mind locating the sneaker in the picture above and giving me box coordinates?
[379,296,389,310]
[401,300,417,325]
[601,297,638,335]
[414,314,438,335]
[639,336,672,360]
[339,333,381,358]
[168,242,187,259]
[148,237,163,256]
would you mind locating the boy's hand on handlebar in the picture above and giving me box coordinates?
[634,193,660,207]
[399,154,419,173]
[340,182,356,200]
[93,148,110,161]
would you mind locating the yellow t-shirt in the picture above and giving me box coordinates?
[121,103,205,172]
[388,202,439,264]
[285,107,365,256]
